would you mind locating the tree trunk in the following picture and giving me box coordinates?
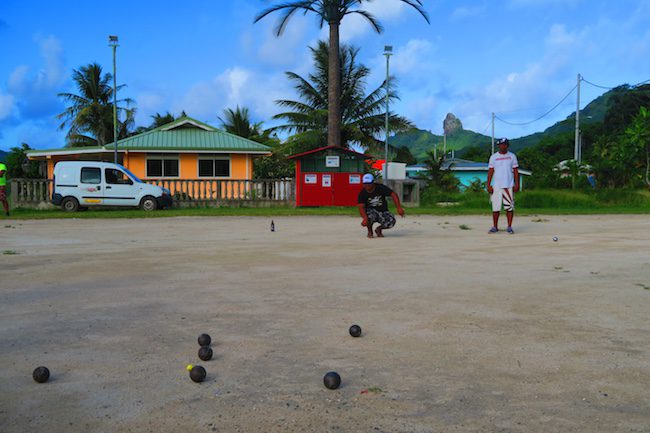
[328,22,342,147]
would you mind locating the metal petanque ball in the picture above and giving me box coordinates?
[323,371,341,390]
[32,366,50,383]
[197,333,211,346]
[349,325,362,338]
[189,365,207,383]
[198,346,213,361]
[553,236,559,242]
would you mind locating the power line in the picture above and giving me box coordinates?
[581,76,650,90]
[480,119,492,135]
[495,84,578,126]
[580,77,613,90]
[631,78,650,87]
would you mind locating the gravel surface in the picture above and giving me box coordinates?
[1,215,649,432]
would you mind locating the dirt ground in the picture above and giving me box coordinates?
[1,215,649,433]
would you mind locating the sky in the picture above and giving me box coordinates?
[1,0,649,151]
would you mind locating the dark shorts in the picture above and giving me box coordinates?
[0,186,6,201]
[366,208,396,229]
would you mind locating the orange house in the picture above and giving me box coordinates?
[27,117,272,188]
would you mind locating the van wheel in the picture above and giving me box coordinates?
[62,197,79,212]
[140,196,158,211]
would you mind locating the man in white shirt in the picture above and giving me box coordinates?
[487,138,519,234]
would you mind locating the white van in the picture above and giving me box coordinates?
[52,161,172,212]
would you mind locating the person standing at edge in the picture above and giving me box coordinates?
[487,138,519,234]
[358,173,405,238]
[0,161,9,216]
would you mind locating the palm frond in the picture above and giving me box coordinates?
[345,9,383,33]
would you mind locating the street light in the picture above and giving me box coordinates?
[383,45,393,181]
[108,35,119,164]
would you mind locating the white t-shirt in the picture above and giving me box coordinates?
[488,151,519,188]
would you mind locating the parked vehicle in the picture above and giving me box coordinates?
[52,161,172,212]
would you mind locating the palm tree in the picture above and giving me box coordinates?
[57,63,134,147]
[219,106,277,146]
[273,41,412,153]
[255,0,429,148]
[626,106,650,188]
[219,106,263,139]
[421,150,459,192]
[132,111,189,135]
[151,112,177,128]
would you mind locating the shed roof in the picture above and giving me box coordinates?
[287,145,373,160]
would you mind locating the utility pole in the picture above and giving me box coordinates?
[491,112,495,154]
[109,35,119,164]
[383,45,393,180]
[574,73,581,163]
[443,133,447,159]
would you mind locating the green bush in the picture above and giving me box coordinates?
[420,188,650,210]
[420,187,462,206]
[590,189,649,206]
[517,190,594,208]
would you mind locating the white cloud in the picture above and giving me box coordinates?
[257,15,312,67]
[438,23,590,134]
[509,0,581,7]
[134,91,168,126]
[9,35,65,95]
[326,0,421,42]
[5,34,66,119]
[8,65,30,94]
[35,34,65,88]
[0,92,15,120]
[177,67,294,124]
[391,39,435,75]
[451,5,486,20]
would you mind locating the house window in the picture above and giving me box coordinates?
[146,155,179,178]
[80,167,101,184]
[198,157,230,178]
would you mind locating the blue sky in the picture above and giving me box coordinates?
[1,0,649,151]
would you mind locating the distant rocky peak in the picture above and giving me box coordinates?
[443,113,463,136]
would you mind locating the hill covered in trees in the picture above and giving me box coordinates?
[392,85,636,162]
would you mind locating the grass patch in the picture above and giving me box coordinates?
[459,224,472,230]
[3,250,18,255]
[636,283,650,290]
[5,188,650,219]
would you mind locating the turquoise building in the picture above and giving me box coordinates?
[406,158,531,190]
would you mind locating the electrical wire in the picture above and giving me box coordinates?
[580,77,613,90]
[481,119,492,135]
[581,76,650,90]
[494,84,578,126]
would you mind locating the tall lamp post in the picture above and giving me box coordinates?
[109,35,119,164]
[383,45,392,180]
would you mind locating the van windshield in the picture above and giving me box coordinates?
[118,165,144,183]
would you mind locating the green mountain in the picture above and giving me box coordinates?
[0,150,7,162]
[391,128,491,161]
[393,86,626,161]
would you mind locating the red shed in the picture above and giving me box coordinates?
[288,146,373,207]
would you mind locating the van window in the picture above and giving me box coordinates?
[81,167,101,184]
[105,168,133,185]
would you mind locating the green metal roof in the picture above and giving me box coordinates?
[26,117,271,155]
[112,117,271,152]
